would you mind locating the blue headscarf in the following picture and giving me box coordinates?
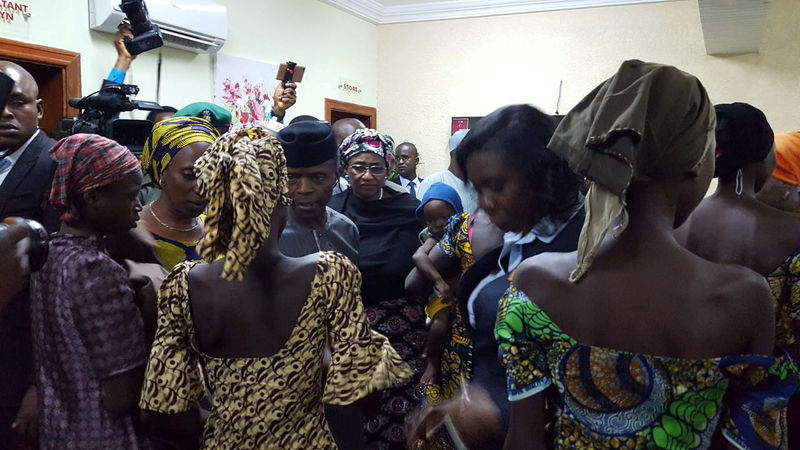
[415,182,463,219]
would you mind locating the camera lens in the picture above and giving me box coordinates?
[0,219,49,272]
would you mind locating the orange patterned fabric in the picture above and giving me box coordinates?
[773,132,800,186]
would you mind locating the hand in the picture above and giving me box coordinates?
[0,219,31,309]
[434,278,455,304]
[271,81,297,119]
[12,386,38,447]
[420,363,440,386]
[114,25,136,71]
[406,384,503,449]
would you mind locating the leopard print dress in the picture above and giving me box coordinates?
[139,252,413,449]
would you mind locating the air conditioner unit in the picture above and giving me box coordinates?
[89,0,227,54]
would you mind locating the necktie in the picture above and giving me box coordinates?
[408,181,416,198]
[0,156,11,177]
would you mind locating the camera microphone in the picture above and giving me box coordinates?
[69,95,135,112]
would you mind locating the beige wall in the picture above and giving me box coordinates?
[0,0,377,121]
[377,0,800,177]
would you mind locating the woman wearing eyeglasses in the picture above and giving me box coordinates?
[329,128,427,449]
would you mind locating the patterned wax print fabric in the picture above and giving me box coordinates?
[152,233,202,271]
[363,295,427,449]
[139,252,413,449]
[495,283,800,449]
[766,245,800,353]
[30,234,149,450]
[425,213,476,406]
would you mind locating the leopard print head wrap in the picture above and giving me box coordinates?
[194,124,291,281]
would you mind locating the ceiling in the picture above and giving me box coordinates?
[321,0,773,55]
[320,0,680,24]
[378,0,439,4]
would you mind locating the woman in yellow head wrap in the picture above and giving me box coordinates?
[138,116,219,270]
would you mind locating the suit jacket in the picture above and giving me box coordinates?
[0,131,56,415]
[388,175,423,189]
[0,131,58,229]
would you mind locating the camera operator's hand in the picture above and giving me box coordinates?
[0,220,30,311]
[114,24,137,72]
[272,81,297,120]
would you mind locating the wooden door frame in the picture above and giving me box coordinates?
[325,98,377,129]
[0,37,82,118]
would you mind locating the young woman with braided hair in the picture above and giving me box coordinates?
[138,125,412,449]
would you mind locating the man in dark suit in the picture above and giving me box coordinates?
[389,142,423,199]
[0,60,57,449]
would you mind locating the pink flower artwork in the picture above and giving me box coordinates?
[215,55,281,126]
[219,76,274,125]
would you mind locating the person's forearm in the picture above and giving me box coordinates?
[415,250,447,286]
[405,267,433,297]
[115,55,133,73]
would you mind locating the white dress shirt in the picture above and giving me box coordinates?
[398,175,423,200]
[466,209,581,327]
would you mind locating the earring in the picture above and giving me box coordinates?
[735,169,743,196]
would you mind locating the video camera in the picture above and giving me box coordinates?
[0,218,49,273]
[66,83,162,154]
[120,0,163,56]
[0,72,12,112]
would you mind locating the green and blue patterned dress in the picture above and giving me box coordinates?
[495,282,799,449]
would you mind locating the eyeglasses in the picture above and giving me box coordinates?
[348,164,387,176]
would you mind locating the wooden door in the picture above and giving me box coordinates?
[325,98,377,129]
[0,37,81,138]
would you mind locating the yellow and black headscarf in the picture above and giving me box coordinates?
[141,116,219,187]
[194,124,291,281]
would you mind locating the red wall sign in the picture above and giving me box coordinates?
[0,1,29,23]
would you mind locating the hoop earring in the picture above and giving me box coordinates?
[735,169,743,196]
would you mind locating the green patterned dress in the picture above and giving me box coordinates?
[495,282,799,449]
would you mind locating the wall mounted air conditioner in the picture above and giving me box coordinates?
[89,0,227,54]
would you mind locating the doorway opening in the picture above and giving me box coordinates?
[325,98,377,129]
[0,37,81,138]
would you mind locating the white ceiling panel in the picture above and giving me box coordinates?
[321,0,681,24]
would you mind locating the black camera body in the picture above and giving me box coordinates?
[0,219,49,272]
[120,0,163,56]
[66,83,162,154]
[0,71,13,112]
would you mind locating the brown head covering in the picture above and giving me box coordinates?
[549,60,716,282]
[194,124,291,281]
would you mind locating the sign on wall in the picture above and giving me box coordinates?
[338,77,362,102]
[214,54,279,126]
[451,116,483,134]
[0,1,30,38]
